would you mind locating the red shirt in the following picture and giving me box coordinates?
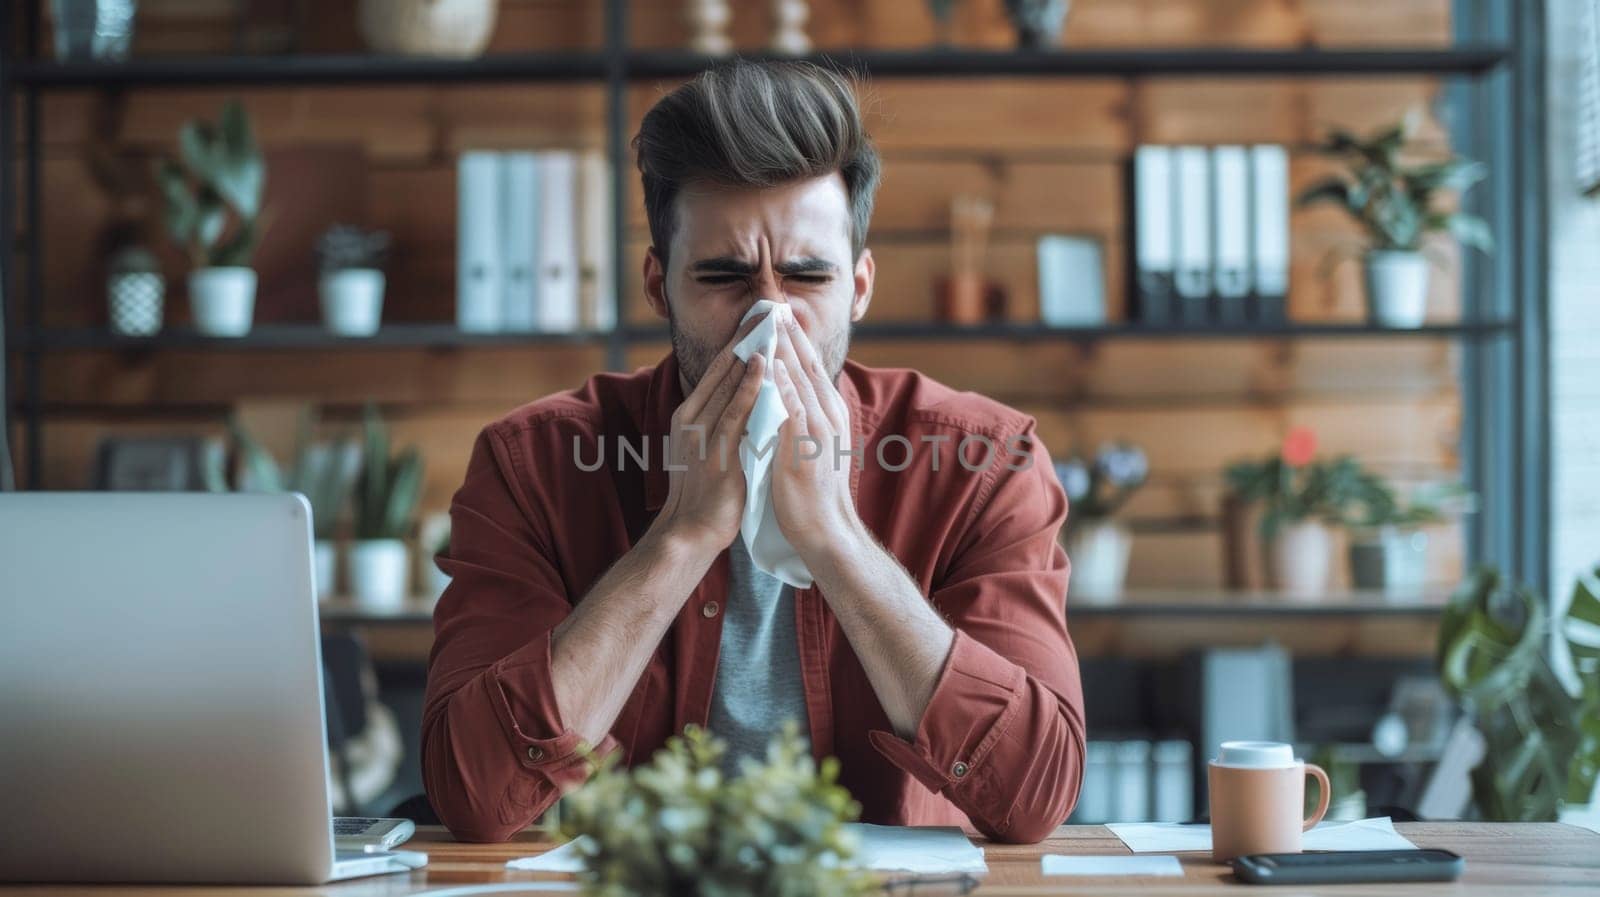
[423,353,1085,844]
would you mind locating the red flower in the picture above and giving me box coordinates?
[1283,427,1317,468]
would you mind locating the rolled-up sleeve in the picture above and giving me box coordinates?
[867,421,1084,843]
[421,425,619,842]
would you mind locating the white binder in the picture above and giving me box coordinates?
[576,150,616,332]
[536,151,580,333]
[1211,145,1252,300]
[499,151,541,333]
[1173,145,1212,304]
[1250,144,1290,300]
[1133,145,1175,319]
[456,151,504,333]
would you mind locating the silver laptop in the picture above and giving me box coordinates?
[0,492,424,884]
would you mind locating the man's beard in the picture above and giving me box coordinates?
[671,306,851,392]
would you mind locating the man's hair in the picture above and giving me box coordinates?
[632,59,881,269]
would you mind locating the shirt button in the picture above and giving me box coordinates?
[527,746,544,762]
[702,601,720,618]
[952,761,969,778]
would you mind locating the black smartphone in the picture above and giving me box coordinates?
[1232,849,1465,885]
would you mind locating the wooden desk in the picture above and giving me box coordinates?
[5,823,1597,895]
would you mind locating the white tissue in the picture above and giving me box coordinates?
[730,300,815,589]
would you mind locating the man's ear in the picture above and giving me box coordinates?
[850,247,875,323]
[643,247,670,320]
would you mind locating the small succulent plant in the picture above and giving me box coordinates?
[316,224,391,274]
[556,723,876,897]
[352,403,424,541]
[1053,441,1147,522]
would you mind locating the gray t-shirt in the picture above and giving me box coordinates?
[705,537,810,778]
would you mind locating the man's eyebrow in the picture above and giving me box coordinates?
[687,256,839,276]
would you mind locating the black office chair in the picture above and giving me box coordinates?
[322,633,372,817]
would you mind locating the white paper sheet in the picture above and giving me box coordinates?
[1042,855,1184,876]
[507,824,987,875]
[846,824,988,874]
[1105,816,1417,854]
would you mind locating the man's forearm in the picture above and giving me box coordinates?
[806,522,955,739]
[550,522,717,746]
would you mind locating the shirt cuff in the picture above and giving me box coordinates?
[867,629,1027,794]
[486,628,619,776]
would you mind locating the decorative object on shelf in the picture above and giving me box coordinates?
[106,246,164,337]
[557,723,875,897]
[349,404,425,610]
[93,436,223,491]
[1223,428,1368,598]
[49,0,137,61]
[1299,113,1492,329]
[1003,0,1069,48]
[1435,563,1600,820]
[157,99,266,338]
[937,194,998,324]
[926,0,958,47]
[1130,144,1289,328]
[769,0,811,54]
[358,0,498,58]
[218,408,361,600]
[1344,478,1475,599]
[420,511,453,597]
[1054,443,1147,603]
[685,0,733,56]
[316,224,391,337]
[1036,234,1105,326]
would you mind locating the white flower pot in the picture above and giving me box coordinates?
[188,266,257,336]
[313,539,337,601]
[107,271,164,336]
[1364,250,1430,328]
[359,0,498,57]
[319,269,386,336]
[1266,520,1335,600]
[349,539,410,609]
[1064,520,1132,604]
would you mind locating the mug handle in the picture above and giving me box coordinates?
[1301,762,1331,831]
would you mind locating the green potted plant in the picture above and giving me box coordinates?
[1436,565,1600,821]
[1344,477,1475,599]
[316,224,391,337]
[349,403,425,609]
[1224,428,1366,598]
[224,410,361,599]
[1053,442,1147,602]
[557,723,875,897]
[156,99,266,337]
[1298,112,1492,329]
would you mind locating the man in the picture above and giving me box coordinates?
[423,60,1084,845]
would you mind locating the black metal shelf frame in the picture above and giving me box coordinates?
[0,2,1548,594]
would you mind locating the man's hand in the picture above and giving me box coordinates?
[650,317,767,559]
[770,312,866,564]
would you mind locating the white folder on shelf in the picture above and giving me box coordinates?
[1211,145,1251,300]
[1133,145,1176,320]
[1250,144,1290,301]
[1173,145,1212,304]
[577,150,616,332]
[536,151,581,333]
[499,151,541,333]
[457,151,505,333]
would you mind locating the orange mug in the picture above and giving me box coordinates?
[1208,741,1330,863]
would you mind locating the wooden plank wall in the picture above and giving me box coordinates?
[11,0,1465,593]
